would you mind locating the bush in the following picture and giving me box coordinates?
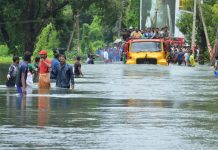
[0,45,9,56]
[34,23,60,58]
[90,40,105,52]
[65,50,87,64]
[204,50,210,62]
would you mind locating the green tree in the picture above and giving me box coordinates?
[0,0,70,54]
[34,23,60,58]
[89,16,104,52]
[0,0,140,56]
[177,0,218,62]
[81,23,90,53]
[124,0,140,29]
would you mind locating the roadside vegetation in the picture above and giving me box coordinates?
[177,0,218,63]
[0,0,139,63]
[0,0,217,64]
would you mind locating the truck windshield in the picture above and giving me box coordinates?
[131,42,161,52]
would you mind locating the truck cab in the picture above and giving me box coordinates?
[124,38,168,65]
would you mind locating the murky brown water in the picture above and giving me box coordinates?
[0,64,218,149]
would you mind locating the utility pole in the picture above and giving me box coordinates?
[191,0,197,53]
[198,0,212,59]
[118,0,125,37]
[154,7,158,28]
[140,0,142,29]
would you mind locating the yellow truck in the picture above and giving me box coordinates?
[123,39,168,65]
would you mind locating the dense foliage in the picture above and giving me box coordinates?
[0,0,139,57]
[176,0,218,62]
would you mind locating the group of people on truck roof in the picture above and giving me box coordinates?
[121,26,170,41]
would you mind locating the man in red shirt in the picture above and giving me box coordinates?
[38,50,51,89]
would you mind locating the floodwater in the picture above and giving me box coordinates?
[0,63,218,149]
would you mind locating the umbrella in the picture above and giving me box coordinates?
[114,38,122,44]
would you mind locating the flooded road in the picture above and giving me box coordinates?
[0,64,218,149]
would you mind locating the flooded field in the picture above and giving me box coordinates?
[0,64,218,149]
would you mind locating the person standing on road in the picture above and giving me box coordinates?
[184,50,189,66]
[38,50,51,89]
[6,56,20,87]
[33,56,40,82]
[16,53,32,94]
[121,50,126,64]
[26,64,35,94]
[189,51,196,67]
[50,50,60,80]
[54,55,74,89]
[103,49,109,63]
[177,49,183,65]
[74,56,83,78]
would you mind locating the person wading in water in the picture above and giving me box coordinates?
[6,56,20,87]
[53,54,74,89]
[74,56,83,78]
[16,53,32,94]
[38,50,51,89]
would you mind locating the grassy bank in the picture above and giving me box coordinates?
[0,56,13,64]
[0,56,77,65]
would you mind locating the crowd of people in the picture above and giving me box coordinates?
[166,46,198,67]
[96,46,123,63]
[121,26,199,67]
[121,26,170,41]
[5,50,83,95]
[5,26,206,94]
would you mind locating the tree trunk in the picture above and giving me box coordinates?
[191,0,197,53]
[67,16,77,51]
[24,0,37,54]
[198,29,206,65]
[117,11,122,38]
[117,1,124,38]
[76,10,80,53]
[0,17,17,54]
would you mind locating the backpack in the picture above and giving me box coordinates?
[8,64,16,77]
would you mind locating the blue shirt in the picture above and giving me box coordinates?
[54,63,74,88]
[16,61,28,87]
[51,58,60,79]
[178,52,183,61]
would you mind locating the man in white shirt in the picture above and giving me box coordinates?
[103,49,109,63]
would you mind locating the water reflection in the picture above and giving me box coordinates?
[0,64,218,149]
[37,89,50,128]
[126,99,173,108]
[15,94,27,126]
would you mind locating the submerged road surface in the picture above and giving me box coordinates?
[0,64,218,149]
